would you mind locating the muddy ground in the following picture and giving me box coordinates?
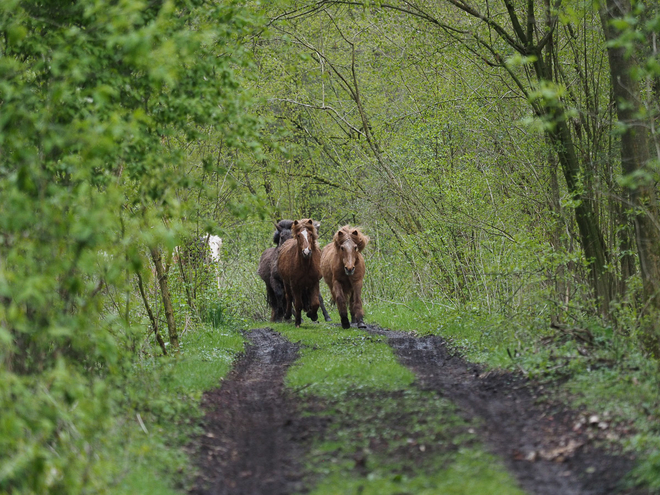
[190,325,647,494]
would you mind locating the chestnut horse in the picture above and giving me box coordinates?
[320,226,369,329]
[277,218,322,327]
[258,220,332,322]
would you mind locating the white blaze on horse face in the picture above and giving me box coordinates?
[301,229,311,257]
[342,240,357,275]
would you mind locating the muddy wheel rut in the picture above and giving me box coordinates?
[190,325,644,495]
[190,328,309,495]
[369,325,642,495]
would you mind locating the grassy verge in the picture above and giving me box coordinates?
[368,299,519,368]
[109,321,246,495]
[276,321,525,494]
[527,329,660,492]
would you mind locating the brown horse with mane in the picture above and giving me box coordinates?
[277,218,322,327]
[320,226,369,329]
[258,220,332,323]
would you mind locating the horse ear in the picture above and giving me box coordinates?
[336,229,345,240]
[306,219,313,226]
[293,220,299,227]
[274,221,283,232]
[352,229,358,236]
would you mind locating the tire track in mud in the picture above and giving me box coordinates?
[368,324,643,495]
[190,328,309,495]
[190,324,644,495]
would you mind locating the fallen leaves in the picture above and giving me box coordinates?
[515,438,584,463]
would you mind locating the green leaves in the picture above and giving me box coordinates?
[0,0,263,491]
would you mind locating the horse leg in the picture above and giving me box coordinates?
[293,291,303,327]
[265,285,278,322]
[350,281,366,329]
[272,275,286,322]
[283,283,293,321]
[318,293,332,322]
[333,281,350,329]
[306,286,320,322]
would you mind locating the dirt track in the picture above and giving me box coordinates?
[189,328,307,495]
[190,325,645,494]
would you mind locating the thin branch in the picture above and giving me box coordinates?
[136,271,167,356]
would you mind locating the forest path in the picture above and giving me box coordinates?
[374,326,640,495]
[190,325,642,495]
[189,328,311,495]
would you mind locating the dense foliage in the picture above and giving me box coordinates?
[1,0,660,492]
[0,0,259,491]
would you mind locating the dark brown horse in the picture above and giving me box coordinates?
[258,220,331,322]
[277,218,322,327]
[257,220,294,322]
[271,219,294,246]
[320,226,369,329]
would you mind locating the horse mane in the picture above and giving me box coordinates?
[334,225,369,252]
[292,218,319,241]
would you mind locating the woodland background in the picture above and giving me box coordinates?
[1,0,660,492]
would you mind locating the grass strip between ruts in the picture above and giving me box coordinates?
[277,321,526,495]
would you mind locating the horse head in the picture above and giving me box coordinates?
[273,220,295,247]
[333,227,356,276]
[292,218,318,260]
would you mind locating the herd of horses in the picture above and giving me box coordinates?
[257,219,369,329]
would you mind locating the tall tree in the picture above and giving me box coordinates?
[600,0,660,353]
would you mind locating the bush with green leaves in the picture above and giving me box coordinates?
[0,0,261,491]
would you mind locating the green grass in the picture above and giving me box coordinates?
[161,325,245,396]
[277,322,415,397]
[367,299,520,367]
[107,322,246,495]
[276,319,525,494]
[310,447,526,495]
[113,467,183,495]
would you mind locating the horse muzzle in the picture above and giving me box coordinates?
[344,266,355,276]
[302,248,312,259]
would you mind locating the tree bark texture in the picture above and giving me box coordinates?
[150,247,179,352]
[600,0,660,353]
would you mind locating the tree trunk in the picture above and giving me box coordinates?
[150,247,179,352]
[600,0,660,354]
[136,271,168,356]
[176,252,196,314]
[546,101,613,313]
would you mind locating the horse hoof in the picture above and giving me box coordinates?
[307,311,318,322]
[324,317,332,322]
[357,321,367,329]
[341,317,350,329]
